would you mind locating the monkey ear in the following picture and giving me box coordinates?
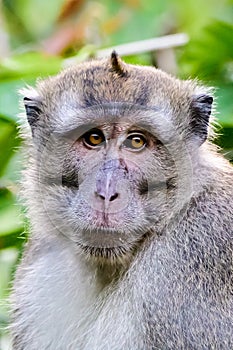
[23,94,42,135]
[190,94,213,144]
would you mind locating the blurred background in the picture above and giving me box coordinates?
[0,0,232,348]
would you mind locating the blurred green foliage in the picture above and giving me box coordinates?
[0,0,232,346]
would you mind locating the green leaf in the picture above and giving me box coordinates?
[0,119,20,175]
[0,188,24,249]
[0,81,24,122]
[216,84,233,127]
[0,52,62,81]
[180,20,233,81]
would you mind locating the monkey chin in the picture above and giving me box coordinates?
[76,227,141,265]
[77,243,136,265]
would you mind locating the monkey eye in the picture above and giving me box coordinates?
[123,132,147,151]
[83,129,105,148]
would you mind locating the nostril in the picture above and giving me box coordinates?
[96,193,105,201]
[96,191,119,202]
[109,193,118,202]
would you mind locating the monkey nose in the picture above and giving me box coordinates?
[95,178,119,203]
[95,173,119,203]
[95,159,127,205]
[96,191,119,202]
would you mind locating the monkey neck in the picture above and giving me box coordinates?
[94,263,125,286]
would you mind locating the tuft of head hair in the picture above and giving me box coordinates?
[110,51,127,77]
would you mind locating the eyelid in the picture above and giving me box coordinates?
[126,131,147,141]
[127,130,145,136]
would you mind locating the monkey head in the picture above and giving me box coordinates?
[22,52,213,263]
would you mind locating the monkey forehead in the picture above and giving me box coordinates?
[37,57,197,113]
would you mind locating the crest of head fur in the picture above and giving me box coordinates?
[110,51,127,77]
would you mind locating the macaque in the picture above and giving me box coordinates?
[11,52,233,349]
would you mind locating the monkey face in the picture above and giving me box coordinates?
[23,53,213,262]
[32,103,193,262]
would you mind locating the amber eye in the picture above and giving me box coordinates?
[83,129,105,148]
[123,133,147,151]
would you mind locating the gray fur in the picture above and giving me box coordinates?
[11,55,233,349]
